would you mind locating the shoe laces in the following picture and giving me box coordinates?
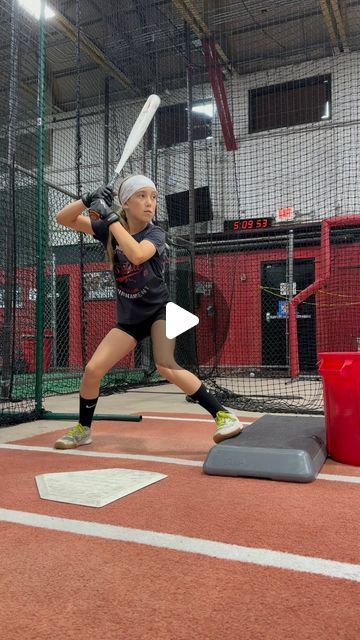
[67,423,86,437]
[215,411,232,427]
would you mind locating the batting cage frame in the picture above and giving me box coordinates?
[1,0,360,426]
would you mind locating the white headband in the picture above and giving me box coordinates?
[119,175,157,206]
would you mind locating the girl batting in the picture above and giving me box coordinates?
[54,175,243,449]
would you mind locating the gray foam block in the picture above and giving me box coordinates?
[203,414,327,483]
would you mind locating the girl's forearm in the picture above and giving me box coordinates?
[56,199,85,227]
[109,221,142,264]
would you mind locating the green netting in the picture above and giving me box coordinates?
[1,0,360,425]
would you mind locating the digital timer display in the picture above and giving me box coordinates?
[224,217,273,232]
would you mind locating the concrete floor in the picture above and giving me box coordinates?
[0,383,263,443]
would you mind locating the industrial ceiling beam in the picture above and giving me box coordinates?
[329,0,350,51]
[48,5,133,90]
[319,0,350,53]
[319,0,339,50]
[171,0,233,74]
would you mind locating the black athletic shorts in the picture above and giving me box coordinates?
[116,305,166,343]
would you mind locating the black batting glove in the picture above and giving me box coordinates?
[98,208,120,227]
[81,184,113,209]
[89,203,120,227]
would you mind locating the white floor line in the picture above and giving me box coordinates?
[0,444,203,467]
[0,507,359,582]
[1,444,360,484]
[143,415,214,423]
[142,415,254,423]
[318,473,360,484]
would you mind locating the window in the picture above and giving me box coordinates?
[165,186,213,227]
[249,74,331,133]
[148,100,214,148]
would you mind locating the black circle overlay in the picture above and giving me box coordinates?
[168,269,230,371]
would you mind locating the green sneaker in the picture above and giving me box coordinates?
[213,411,243,443]
[54,423,92,450]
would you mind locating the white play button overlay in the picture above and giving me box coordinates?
[166,302,199,339]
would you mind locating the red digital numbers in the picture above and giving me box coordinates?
[241,219,254,229]
[233,218,269,230]
[256,218,269,228]
[225,218,271,232]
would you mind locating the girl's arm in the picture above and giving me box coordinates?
[109,221,156,265]
[55,199,94,235]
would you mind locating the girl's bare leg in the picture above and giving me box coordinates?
[80,328,137,398]
[151,319,242,443]
[150,320,201,394]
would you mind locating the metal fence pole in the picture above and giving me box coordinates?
[35,0,46,411]
[1,0,19,399]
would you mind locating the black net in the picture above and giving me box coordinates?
[1,0,360,425]
[1,0,42,424]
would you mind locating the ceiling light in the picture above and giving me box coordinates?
[18,0,55,21]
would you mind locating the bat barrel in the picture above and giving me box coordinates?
[108,172,120,193]
[107,94,160,193]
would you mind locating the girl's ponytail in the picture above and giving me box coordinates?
[118,208,129,231]
[105,174,133,266]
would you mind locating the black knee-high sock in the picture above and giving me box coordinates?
[188,383,226,418]
[79,395,98,428]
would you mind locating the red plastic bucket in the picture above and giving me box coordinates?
[318,352,360,466]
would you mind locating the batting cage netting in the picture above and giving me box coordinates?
[1,0,360,425]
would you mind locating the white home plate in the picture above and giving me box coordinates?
[35,468,167,508]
